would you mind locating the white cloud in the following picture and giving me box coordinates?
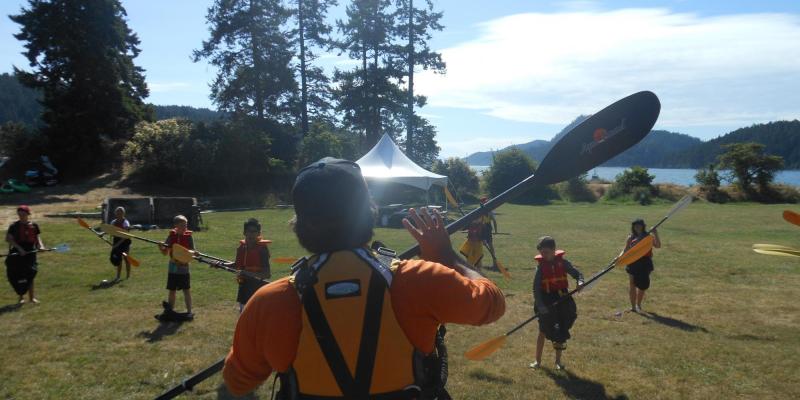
[149,82,191,93]
[416,9,800,128]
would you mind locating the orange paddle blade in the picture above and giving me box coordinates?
[124,253,141,267]
[496,261,512,280]
[273,257,298,264]
[617,235,654,266]
[464,335,507,361]
[783,210,800,227]
[76,217,90,229]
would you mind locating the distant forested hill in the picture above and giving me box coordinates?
[465,117,800,169]
[0,73,221,127]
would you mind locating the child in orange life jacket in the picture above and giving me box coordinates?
[109,207,132,281]
[234,218,271,312]
[159,215,194,315]
[624,219,661,313]
[530,236,584,370]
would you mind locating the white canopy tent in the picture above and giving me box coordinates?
[356,133,447,191]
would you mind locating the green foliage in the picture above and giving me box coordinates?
[431,158,479,200]
[483,147,557,204]
[123,119,291,191]
[695,164,728,203]
[10,0,152,175]
[606,166,655,205]
[557,173,596,203]
[398,115,440,167]
[718,142,784,197]
[0,73,42,127]
[193,0,297,122]
[293,0,337,134]
[0,122,43,173]
[153,105,222,123]
[298,126,345,166]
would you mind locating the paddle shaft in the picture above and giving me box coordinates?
[154,358,224,400]
[400,173,538,259]
[1,247,57,257]
[193,255,270,283]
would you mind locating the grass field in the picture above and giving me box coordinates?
[1,201,799,399]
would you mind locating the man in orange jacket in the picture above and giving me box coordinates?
[223,158,506,399]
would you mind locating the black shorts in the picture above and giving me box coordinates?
[109,240,131,266]
[5,254,37,295]
[626,257,654,290]
[481,223,493,243]
[535,291,577,344]
[237,278,267,305]
[166,273,191,291]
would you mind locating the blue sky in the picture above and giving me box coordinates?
[2,0,800,158]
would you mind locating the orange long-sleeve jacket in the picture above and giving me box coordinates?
[223,258,506,396]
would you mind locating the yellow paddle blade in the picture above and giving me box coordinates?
[273,257,298,264]
[753,248,800,258]
[171,244,195,265]
[100,223,128,238]
[617,235,654,266]
[464,335,507,361]
[444,186,460,209]
[496,260,512,280]
[76,217,90,229]
[753,243,800,252]
[783,210,800,227]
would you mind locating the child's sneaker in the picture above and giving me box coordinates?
[555,362,565,370]
[529,361,540,369]
[635,305,642,313]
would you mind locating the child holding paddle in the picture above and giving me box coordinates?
[109,207,132,281]
[234,218,271,312]
[5,205,44,304]
[530,236,583,370]
[159,215,194,316]
[624,219,661,312]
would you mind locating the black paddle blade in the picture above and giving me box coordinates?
[534,91,661,185]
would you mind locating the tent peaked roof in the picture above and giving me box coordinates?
[356,133,447,191]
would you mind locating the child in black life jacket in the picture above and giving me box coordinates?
[5,205,44,304]
[530,236,583,370]
[234,218,271,313]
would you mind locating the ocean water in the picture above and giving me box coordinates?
[469,166,800,186]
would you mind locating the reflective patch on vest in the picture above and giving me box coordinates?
[354,247,393,286]
[325,279,361,299]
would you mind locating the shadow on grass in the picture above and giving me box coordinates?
[90,279,121,290]
[544,369,628,400]
[137,321,185,343]
[215,383,261,399]
[468,368,514,384]
[0,303,23,315]
[728,334,777,342]
[640,311,709,333]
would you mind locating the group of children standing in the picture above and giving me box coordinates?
[527,219,661,370]
[5,203,661,371]
[4,205,273,319]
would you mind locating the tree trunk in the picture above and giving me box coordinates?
[298,0,309,135]
[406,0,414,158]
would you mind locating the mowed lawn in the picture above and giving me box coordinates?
[1,202,799,399]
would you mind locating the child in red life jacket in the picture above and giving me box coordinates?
[530,236,583,370]
[109,207,132,281]
[159,215,194,315]
[234,218,271,313]
[624,219,661,313]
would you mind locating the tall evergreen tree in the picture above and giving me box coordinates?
[10,0,151,175]
[292,0,337,135]
[194,0,297,122]
[334,0,397,150]
[392,0,444,160]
